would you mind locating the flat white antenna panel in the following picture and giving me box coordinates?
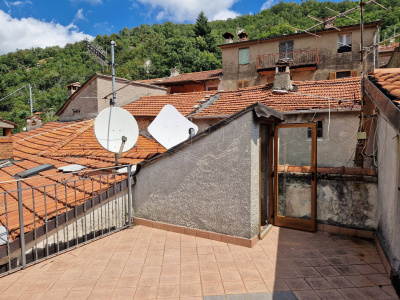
[148,104,198,149]
[94,107,139,153]
[58,164,86,173]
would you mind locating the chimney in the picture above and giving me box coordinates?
[323,16,336,29]
[26,115,43,131]
[273,59,294,92]
[238,31,249,42]
[0,118,16,161]
[67,82,81,98]
[170,67,180,77]
[222,32,234,44]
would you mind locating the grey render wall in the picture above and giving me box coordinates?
[133,111,260,239]
[59,76,166,122]
[376,113,400,274]
[59,79,99,121]
[284,111,360,167]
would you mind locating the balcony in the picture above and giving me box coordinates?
[257,49,319,71]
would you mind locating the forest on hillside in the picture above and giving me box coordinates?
[0,0,399,131]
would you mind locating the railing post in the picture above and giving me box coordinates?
[127,165,133,226]
[17,181,26,269]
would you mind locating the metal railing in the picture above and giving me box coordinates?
[0,165,133,275]
[257,49,319,70]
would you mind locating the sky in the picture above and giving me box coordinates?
[1,0,305,55]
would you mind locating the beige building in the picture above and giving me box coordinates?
[57,73,166,122]
[219,21,381,90]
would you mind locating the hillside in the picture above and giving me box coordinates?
[0,0,399,131]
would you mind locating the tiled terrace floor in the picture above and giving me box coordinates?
[0,225,398,299]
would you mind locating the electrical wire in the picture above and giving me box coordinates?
[0,85,27,102]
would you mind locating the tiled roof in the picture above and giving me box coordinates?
[152,69,222,85]
[378,43,399,52]
[195,77,361,116]
[369,68,400,108]
[124,90,218,117]
[0,121,165,239]
[136,77,166,84]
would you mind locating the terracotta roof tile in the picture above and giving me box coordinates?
[370,68,400,109]
[0,119,166,240]
[153,69,222,85]
[124,90,218,117]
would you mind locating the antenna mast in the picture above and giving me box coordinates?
[111,41,117,107]
[29,84,33,116]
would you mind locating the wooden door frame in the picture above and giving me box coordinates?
[273,123,317,232]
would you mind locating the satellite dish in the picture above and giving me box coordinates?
[94,107,139,153]
[0,226,9,246]
[144,59,151,74]
[148,104,198,150]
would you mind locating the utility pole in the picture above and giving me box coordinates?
[29,84,33,116]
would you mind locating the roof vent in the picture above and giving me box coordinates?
[14,164,55,179]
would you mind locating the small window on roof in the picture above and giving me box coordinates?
[237,80,249,89]
[336,71,351,79]
[307,121,323,139]
[239,48,249,65]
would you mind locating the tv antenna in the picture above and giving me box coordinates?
[94,107,139,166]
[144,60,151,80]
[84,39,110,66]
[325,7,357,22]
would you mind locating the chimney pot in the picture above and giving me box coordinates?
[273,59,294,92]
[238,31,249,42]
[0,118,16,161]
[222,32,235,44]
[170,67,180,77]
[26,115,43,131]
[67,82,81,98]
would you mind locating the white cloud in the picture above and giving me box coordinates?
[0,10,93,55]
[261,0,275,10]
[73,8,86,22]
[9,0,32,6]
[134,0,240,22]
[70,0,102,5]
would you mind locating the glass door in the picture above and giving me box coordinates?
[273,123,317,232]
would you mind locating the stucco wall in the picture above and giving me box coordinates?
[59,79,98,121]
[133,111,260,239]
[221,26,377,90]
[376,114,400,274]
[283,112,360,167]
[59,76,166,122]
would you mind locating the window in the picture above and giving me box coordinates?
[239,48,249,65]
[336,71,351,79]
[237,80,249,89]
[279,40,294,59]
[207,86,218,91]
[338,34,352,53]
[307,121,323,139]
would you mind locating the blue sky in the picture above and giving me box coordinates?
[0,0,308,54]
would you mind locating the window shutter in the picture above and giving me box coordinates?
[351,70,359,77]
[279,42,286,53]
[238,48,249,65]
[237,81,243,89]
[287,41,294,52]
[329,72,336,80]
[244,81,249,88]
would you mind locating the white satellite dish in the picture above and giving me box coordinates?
[94,107,139,153]
[148,104,198,150]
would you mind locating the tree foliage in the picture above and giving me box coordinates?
[1,0,399,132]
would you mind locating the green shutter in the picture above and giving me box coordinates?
[239,48,249,65]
